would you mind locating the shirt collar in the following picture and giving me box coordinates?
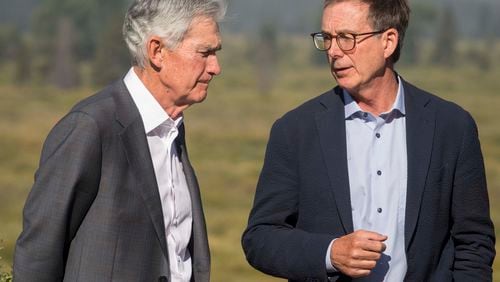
[343,75,406,119]
[123,67,183,134]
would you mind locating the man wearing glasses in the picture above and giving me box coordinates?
[242,0,495,281]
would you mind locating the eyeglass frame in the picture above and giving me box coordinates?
[310,29,388,52]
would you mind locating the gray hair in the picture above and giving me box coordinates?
[123,0,227,68]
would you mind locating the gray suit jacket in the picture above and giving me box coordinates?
[14,80,210,282]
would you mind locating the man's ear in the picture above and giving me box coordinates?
[146,36,164,69]
[383,28,398,60]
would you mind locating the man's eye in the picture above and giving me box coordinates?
[199,51,212,57]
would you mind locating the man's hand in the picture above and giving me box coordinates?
[330,230,387,278]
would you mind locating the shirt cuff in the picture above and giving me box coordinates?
[325,239,338,272]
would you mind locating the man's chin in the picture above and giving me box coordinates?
[196,95,208,103]
[188,91,208,105]
[332,75,348,88]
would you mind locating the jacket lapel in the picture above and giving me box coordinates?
[403,80,435,250]
[315,87,354,234]
[176,124,210,281]
[112,81,169,260]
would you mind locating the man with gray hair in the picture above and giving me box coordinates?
[13,0,226,281]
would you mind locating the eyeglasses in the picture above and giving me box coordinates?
[310,29,387,52]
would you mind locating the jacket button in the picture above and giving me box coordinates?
[158,276,168,282]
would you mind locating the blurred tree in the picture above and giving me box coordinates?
[432,4,458,67]
[14,37,32,85]
[50,17,79,89]
[253,22,279,96]
[400,2,437,65]
[91,14,131,86]
[465,2,494,71]
[0,25,17,62]
[0,25,32,84]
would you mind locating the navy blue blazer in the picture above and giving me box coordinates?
[242,79,495,281]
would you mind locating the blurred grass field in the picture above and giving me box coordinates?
[1,40,499,281]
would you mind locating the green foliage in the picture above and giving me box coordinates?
[0,270,12,282]
[0,241,12,282]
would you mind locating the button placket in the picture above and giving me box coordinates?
[372,119,386,219]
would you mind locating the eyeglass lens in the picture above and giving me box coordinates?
[313,33,357,51]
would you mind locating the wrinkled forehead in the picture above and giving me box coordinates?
[180,16,221,48]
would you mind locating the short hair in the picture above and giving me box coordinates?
[123,0,227,68]
[324,0,410,63]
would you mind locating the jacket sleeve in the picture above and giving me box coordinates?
[242,118,334,281]
[13,111,102,281]
[452,112,495,281]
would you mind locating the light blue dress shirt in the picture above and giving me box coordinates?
[326,76,408,281]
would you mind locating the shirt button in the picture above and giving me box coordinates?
[377,170,382,176]
[376,133,381,138]
[377,208,383,213]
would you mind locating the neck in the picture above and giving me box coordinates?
[349,68,399,116]
[133,66,187,120]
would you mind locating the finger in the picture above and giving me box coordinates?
[366,241,386,253]
[354,238,386,253]
[345,258,378,270]
[333,259,375,278]
[350,248,383,261]
[355,230,388,242]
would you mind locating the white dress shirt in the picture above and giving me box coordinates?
[124,68,193,282]
[327,76,408,281]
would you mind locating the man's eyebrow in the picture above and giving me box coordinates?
[321,29,356,35]
[208,45,222,52]
[197,43,222,52]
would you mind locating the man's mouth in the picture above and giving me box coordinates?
[198,78,211,84]
[333,66,351,72]
[332,66,352,76]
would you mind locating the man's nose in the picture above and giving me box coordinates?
[207,55,221,76]
[327,41,344,59]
